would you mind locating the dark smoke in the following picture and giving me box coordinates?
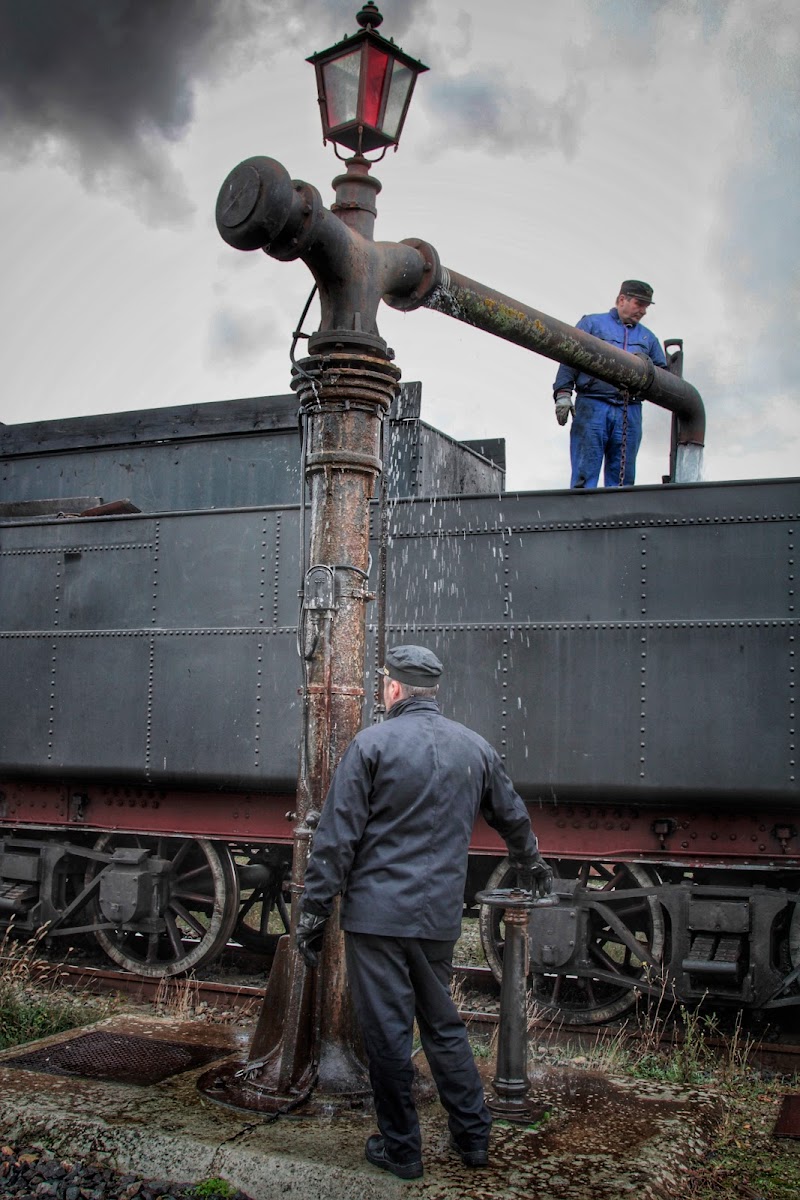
[0,0,438,225]
[0,0,268,224]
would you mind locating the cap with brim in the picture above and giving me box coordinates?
[619,279,654,303]
[383,644,443,687]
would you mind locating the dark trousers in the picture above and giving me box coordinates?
[345,931,491,1163]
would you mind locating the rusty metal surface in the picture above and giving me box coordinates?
[4,1030,228,1086]
[37,962,265,1010]
[230,341,401,1109]
[774,1094,800,1138]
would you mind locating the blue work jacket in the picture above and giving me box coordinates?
[553,307,666,404]
[301,697,537,942]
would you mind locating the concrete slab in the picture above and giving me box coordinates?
[0,1014,721,1199]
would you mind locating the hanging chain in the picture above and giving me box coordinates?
[618,388,630,486]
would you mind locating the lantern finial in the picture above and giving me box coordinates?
[356,3,383,31]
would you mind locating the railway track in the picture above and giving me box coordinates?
[45,961,800,1075]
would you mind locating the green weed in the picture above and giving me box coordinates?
[192,1178,236,1199]
[0,926,115,1050]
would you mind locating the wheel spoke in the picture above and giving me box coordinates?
[174,864,213,886]
[173,889,215,906]
[169,900,206,937]
[170,841,193,872]
[164,911,185,959]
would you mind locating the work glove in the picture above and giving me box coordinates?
[554,392,574,426]
[511,854,554,898]
[295,909,327,969]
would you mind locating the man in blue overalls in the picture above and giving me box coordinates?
[553,280,666,488]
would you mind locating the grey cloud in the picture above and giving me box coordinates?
[423,74,587,158]
[207,305,283,365]
[0,0,266,225]
[707,0,800,398]
[568,0,799,411]
[0,0,431,227]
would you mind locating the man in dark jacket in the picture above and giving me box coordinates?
[553,279,666,488]
[295,644,551,1180]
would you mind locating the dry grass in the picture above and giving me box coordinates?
[0,926,116,1050]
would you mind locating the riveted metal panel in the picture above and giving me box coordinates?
[0,637,56,769]
[155,512,266,630]
[0,435,303,514]
[644,622,792,796]
[384,624,645,800]
[48,634,149,777]
[271,509,304,629]
[505,525,643,623]
[51,634,150,774]
[384,526,508,626]
[0,389,502,513]
[375,477,799,806]
[0,523,155,631]
[1,476,797,804]
[147,629,300,790]
[0,544,61,630]
[58,541,155,630]
[643,522,792,620]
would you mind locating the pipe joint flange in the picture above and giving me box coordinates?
[384,237,441,313]
[268,181,323,262]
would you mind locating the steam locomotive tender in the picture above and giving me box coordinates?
[0,385,798,1025]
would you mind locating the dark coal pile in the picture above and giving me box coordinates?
[0,1144,253,1200]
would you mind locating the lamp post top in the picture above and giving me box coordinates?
[355,2,383,30]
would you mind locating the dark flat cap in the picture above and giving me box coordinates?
[619,279,654,303]
[384,644,443,687]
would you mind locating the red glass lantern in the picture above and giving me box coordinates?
[307,3,428,155]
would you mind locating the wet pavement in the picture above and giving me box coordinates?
[0,1014,721,1199]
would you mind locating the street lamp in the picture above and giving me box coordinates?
[307,2,428,157]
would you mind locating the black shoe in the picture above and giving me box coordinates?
[449,1134,489,1168]
[365,1135,423,1180]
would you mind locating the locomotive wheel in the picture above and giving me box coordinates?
[87,835,239,978]
[233,847,291,951]
[789,896,800,976]
[479,857,664,1025]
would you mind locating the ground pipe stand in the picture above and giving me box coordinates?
[476,888,559,1123]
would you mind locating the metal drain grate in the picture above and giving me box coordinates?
[4,1031,229,1086]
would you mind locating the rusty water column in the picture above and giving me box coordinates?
[197,152,429,1115]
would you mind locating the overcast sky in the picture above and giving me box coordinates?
[0,0,797,491]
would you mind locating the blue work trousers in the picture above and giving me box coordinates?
[570,395,642,488]
[345,931,491,1164]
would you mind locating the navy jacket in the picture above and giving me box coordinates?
[553,307,666,404]
[301,697,538,941]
